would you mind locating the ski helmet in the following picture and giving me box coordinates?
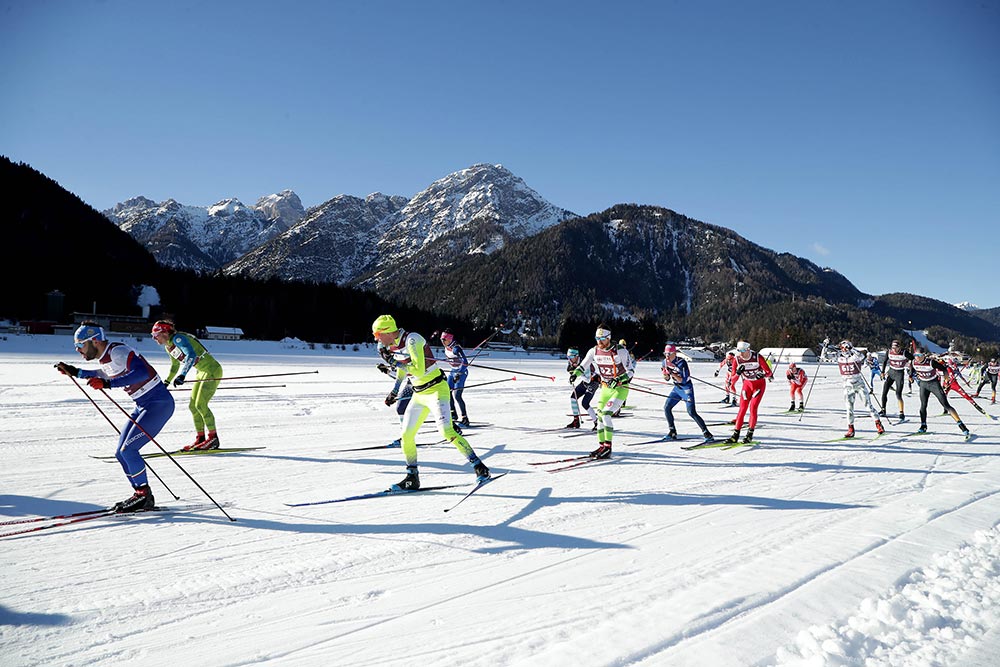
[567,347,580,358]
[736,341,751,353]
[595,327,612,341]
[788,362,797,370]
[839,340,853,350]
[73,323,105,348]
[663,344,678,355]
[371,314,397,334]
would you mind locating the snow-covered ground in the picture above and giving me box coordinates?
[3,333,1000,667]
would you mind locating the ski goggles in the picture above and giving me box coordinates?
[595,334,611,342]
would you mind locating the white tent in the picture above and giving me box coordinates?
[759,347,818,364]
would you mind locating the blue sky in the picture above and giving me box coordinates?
[2,1,998,307]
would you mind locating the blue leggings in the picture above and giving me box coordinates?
[448,371,468,419]
[116,393,175,488]
[664,386,709,433]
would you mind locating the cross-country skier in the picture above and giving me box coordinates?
[565,347,599,429]
[661,344,713,442]
[879,339,913,421]
[975,358,998,404]
[151,320,223,451]
[786,362,807,412]
[866,352,881,386]
[55,322,175,512]
[440,329,471,426]
[376,341,414,447]
[724,340,773,444]
[911,350,972,438]
[714,351,739,405]
[372,315,489,490]
[572,326,634,459]
[835,340,884,439]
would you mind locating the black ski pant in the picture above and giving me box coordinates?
[881,369,907,414]
[976,374,997,396]
[918,380,960,426]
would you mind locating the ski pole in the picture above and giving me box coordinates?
[95,388,236,522]
[188,370,318,383]
[466,324,504,365]
[798,341,828,422]
[172,384,287,391]
[66,375,180,501]
[464,377,516,389]
[689,375,731,395]
[429,357,554,380]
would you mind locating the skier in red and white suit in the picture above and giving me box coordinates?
[786,362,807,412]
[835,340,884,439]
[714,352,739,405]
[724,341,773,444]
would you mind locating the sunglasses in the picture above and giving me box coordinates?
[595,335,611,342]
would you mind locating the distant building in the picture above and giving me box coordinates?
[204,326,244,341]
[760,347,818,364]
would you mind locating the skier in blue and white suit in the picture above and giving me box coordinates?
[441,329,471,426]
[661,344,713,442]
[55,322,175,512]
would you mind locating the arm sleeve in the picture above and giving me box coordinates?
[173,335,199,377]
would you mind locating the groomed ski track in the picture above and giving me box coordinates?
[3,338,1000,666]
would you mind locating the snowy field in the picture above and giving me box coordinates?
[3,333,1000,667]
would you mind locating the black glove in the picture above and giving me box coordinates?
[172,375,186,387]
[714,370,720,377]
[376,363,392,376]
[568,375,576,384]
[87,376,109,389]
[55,362,80,377]
[385,390,398,406]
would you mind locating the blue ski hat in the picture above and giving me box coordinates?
[74,323,106,347]
[566,347,580,358]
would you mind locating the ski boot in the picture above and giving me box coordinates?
[701,431,714,443]
[589,443,612,459]
[917,425,928,434]
[898,412,905,421]
[459,416,471,427]
[666,428,678,440]
[565,416,581,429]
[725,429,741,444]
[473,460,491,483]
[719,396,731,405]
[182,433,206,452]
[878,408,886,417]
[193,431,219,450]
[797,404,805,412]
[115,484,155,513]
[875,420,884,435]
[844,425,855,439]
[591,421,598,431]
[788,402,796,412]
[390,466,420,491]
[742,428,755,444]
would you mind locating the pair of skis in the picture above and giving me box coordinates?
[529,453,616,472]
[286,472,508,512]
[91,447,264,461]
[1,506,169,539]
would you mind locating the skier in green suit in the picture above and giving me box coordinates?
[151,320,224,450]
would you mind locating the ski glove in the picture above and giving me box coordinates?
[173,375,186,387]
[55,362,80,377]
[714,370,720,377]
[376,363,392,376]
[87,376,110,390]
[568,375,576,384]
[385,390,398,406]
